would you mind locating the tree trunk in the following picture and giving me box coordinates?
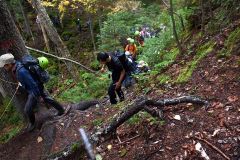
[0,0,28,117]
[18,0,35,43]
[169,0,183,53]
[38,15,50,53]
[88,16,96,59]
[30,0,77,79]
[200,0,205,34]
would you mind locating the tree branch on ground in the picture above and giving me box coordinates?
[47,96,208,159]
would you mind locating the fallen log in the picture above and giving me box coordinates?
[46,96,208,159]
[72,100,100,111]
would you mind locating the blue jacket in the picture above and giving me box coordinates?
[15,62,41,97]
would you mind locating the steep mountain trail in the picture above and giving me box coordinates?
[0,27,239,160]
[0,50,239,159]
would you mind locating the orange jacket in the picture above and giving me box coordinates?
[125,44,137,57]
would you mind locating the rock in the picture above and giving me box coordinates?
[195,142,210,160]
[95,154,103,160]
[173,115,181,121]
[186,115,194,123]
[212,129,220,137]
[37,136,43,143]
[225,106,232,111]
[107,144,112,150]
[218,140,227,144]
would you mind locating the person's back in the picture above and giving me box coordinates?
[97,52,125,104]
[14,62,42,101]
[0,53,65,132]
[125,40,137,59]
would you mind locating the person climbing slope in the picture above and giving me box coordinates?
[125,39,137,60]
[97,52,125,104]
[134,31,145,47]
[0,53,65,132]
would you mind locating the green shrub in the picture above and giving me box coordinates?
[157,74,171,84]
[176,41,214,83]
[219,27,240,57]
[58,72,110,103]
[0,127,21,143]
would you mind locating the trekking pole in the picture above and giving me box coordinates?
[79,128,96,160]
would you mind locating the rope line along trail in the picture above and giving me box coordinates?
[26,46,97,74]
[0,83,20,121]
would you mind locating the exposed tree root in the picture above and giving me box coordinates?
[72,100,99,110]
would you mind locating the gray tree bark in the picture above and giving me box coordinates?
[169,0,183,53]
[18,0,35,42]
[200,0,205,34]
[30,0,78,79]
[0,0,28,117]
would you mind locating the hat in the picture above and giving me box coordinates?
[0,53,15,68]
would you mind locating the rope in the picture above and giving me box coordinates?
[0,77,18,85]
[0,83,20,121]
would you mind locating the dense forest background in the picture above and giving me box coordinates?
[0,0,239,159]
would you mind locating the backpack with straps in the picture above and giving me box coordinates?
[21,55,50,83]
[114,51,136,73]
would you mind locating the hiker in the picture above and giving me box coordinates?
[97,52,125,104]
[0,53,65,132]
[137,60,150,73]
[125,39,137,60]
[76,18,82,32]
[120,37,131,50]
[134,31,145,47]
[140,27,151,38]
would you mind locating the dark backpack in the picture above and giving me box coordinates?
[114,51,135,73]
[21,55,50,83]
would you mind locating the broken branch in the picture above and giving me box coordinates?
[194,136,230,160]
[94,96,208,140]
[26,46,97,74]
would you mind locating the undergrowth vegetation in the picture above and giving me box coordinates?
[0,98,23,143]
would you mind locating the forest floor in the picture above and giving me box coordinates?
[0,31,239,160]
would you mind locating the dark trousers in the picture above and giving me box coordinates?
[24,89,64,125]
[108,82,124,104]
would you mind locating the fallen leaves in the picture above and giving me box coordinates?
[37,136,43,143]
[227,96,238,103]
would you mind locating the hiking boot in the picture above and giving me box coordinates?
[26,123,36,132]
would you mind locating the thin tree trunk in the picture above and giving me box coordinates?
[161,0,185,31]
[0,0,28,117]
[169,0,183,53]
[18,0,35,43]
[30,0,78,79]
[89,16,96,58]
[200,0,205,34]
[38,16,50,53]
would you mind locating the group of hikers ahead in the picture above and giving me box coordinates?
[0,26,153,132]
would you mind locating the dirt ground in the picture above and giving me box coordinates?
[0,38,239,160]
